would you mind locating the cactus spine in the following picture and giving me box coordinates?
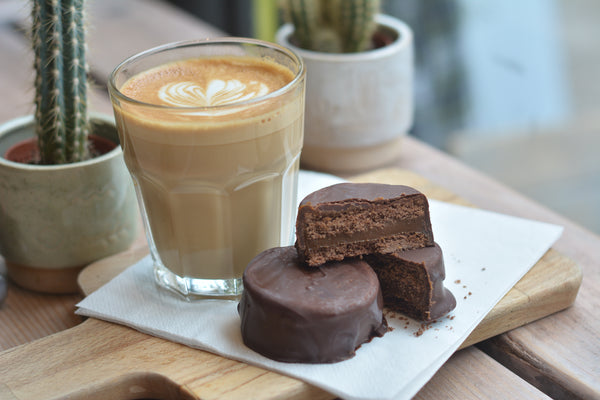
[32,0,89,164]
[281,0,380,53]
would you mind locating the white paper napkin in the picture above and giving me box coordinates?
[76,170,563,400]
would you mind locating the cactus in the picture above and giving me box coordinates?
[31,0,90,164]
[280,0,380,53]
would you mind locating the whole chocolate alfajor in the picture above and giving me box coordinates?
[238,246,387,363]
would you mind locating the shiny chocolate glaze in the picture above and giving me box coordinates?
[238,246,387,363]
[299,182,422,205]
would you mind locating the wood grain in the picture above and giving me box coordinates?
[0,285,81,349]
[414,347,552,400]
[0,168,566,400]
[0,318,551,400]
[0,319,330,400]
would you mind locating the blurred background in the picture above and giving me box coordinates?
[158,1,600,235]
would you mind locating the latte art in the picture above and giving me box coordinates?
[119,56,295,117]
[158,79,270,108]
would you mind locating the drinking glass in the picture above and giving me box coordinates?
[108,38,305,299]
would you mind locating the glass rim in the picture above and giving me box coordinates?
[108,37,305,111]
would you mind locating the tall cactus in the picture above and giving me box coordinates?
[31,0,90,165]
[280,0,380,53]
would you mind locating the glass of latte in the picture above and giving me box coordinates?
[108,39,305,299]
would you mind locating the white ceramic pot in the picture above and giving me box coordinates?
[276,14,414,173]
[0,113,139,293]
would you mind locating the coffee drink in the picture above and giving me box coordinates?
[110,42,304,297]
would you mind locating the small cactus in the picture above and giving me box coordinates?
[280,0,380,53]
[31,0,90,164]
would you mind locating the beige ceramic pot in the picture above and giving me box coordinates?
[276,14,414,173]
[0,113,138,293]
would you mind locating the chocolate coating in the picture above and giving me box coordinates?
[366,243,456,321]
[296,183,434,266]
[238,246,387,363]
[299,182,422,205]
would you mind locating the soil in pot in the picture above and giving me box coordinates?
[4,135,117,165]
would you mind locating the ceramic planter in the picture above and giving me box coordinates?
[276,14,414,173]
[0,113,138,293]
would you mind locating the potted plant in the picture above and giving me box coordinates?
[0,0,138,294]
[276,0,414,173]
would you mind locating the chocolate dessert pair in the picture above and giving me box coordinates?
[238,183,456,364]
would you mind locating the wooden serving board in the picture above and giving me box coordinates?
[0,169,581,400]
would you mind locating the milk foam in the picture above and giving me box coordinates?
[117,56,300,140]
[158,79,270,108]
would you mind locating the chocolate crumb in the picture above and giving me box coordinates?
[454,279,461,284]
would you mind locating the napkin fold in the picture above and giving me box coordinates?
[77,171,563,400]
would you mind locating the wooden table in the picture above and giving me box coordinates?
[1,1,598,399]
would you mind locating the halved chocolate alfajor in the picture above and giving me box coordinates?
[238,246,387,363]
[295,183,434,267]
[366,243,456,321]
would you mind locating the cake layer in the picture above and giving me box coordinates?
[296,183,434,266]
[238,246,387,363]
[366,243,456,321]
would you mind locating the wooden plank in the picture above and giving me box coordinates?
[414,347,551,400]
[0,319,330,400]
[0,167,568,399]
[388,139,600,398]
[0,284,81,350]
[0,318,551,400]
[479,333,599,400]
